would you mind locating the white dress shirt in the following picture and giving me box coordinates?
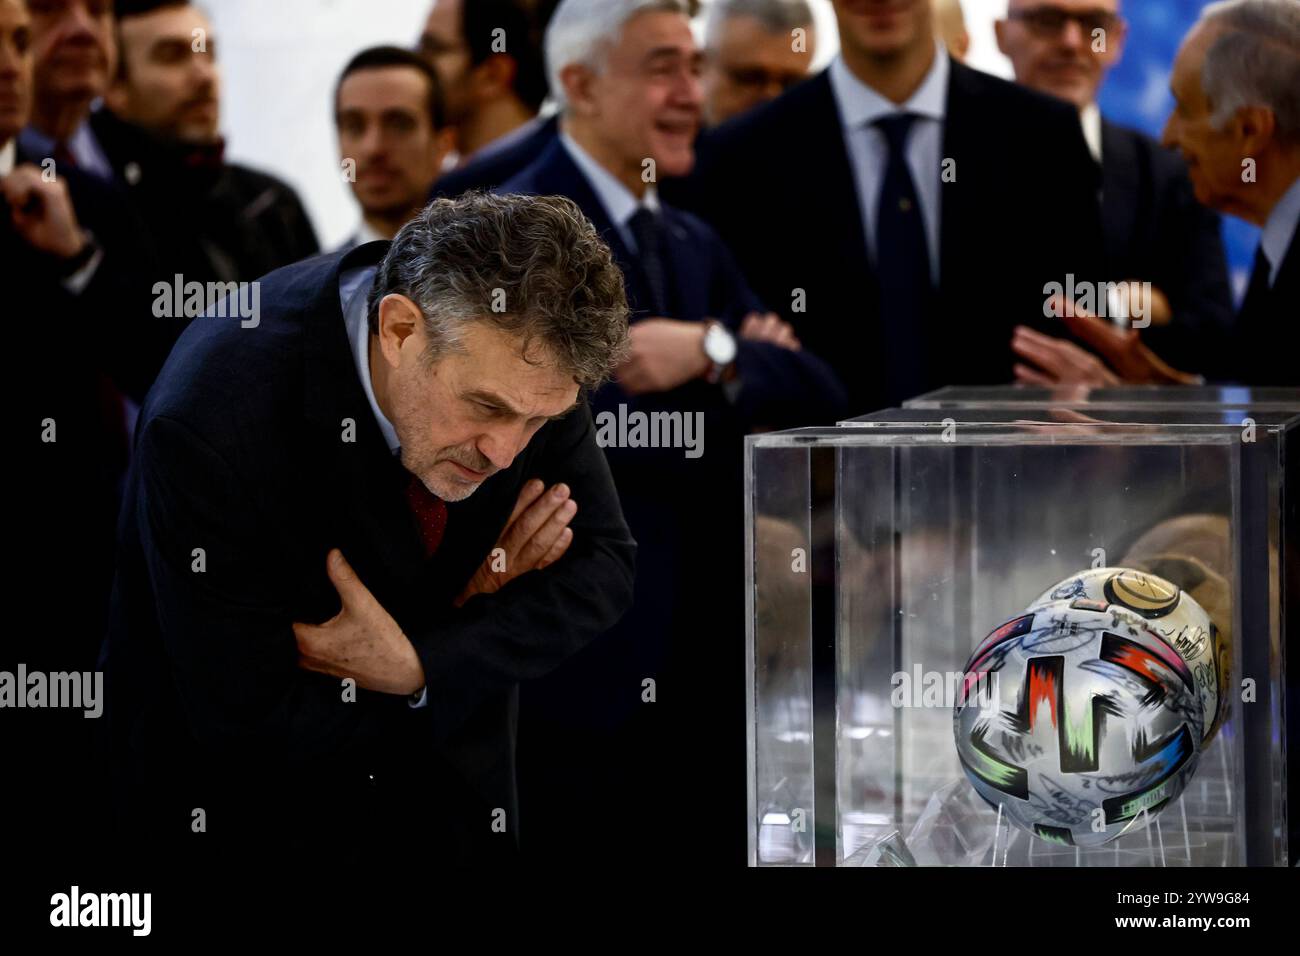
[0,138,14,175]
[827,44,948,284]
[558,129,660,251]
[339,263,427,708]
[1079,102,1104,165]
[1261,175,1300,288]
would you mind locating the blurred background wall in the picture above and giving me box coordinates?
[211,0,1255,291]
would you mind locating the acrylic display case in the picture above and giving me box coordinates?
[745,388,1297,867]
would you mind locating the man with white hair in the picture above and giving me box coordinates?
[500,0,846,867]
[997,0,1233,372]
[1011,0,1300,388]
[700,0,817,126]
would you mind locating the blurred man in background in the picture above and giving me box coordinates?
[997,0,1233,371]
[934,0,969,61]
[335,45,453,247]
[93,0,318,290]
[18,0,115,177]
[3,0,159,858]
[1012,0,1299,388]
[501,0,846,868]
[689,0,1103,413]
[420,0,551,169]
[700,0,816,127]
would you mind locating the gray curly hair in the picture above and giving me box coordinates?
[367,191,631,391]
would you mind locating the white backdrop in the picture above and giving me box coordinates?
[212,0,1013,249]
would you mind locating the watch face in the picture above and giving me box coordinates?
[705,323,737,365]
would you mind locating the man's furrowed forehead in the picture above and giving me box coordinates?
[444,323,579,416]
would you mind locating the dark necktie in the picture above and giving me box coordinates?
[627,206,668,315]
[873,113,933,404]
[405,473,448,559]
[1243,244,1272,307]
[1232,246,1273,382]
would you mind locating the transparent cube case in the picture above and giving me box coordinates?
[745,388,1296,867]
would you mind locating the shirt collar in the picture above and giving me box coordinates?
[1261,174,1300,287]
[0,138,14,176]
[828,40,949,130]
[1079,102,1103,165]
[558,128,659,230]
[339,264,401,455]
[17,115,113,179]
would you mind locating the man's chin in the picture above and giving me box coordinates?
[419,476,478,502]
[421,466,487,502]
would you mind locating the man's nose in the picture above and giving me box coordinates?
[191,50,218,85]
[358,122,387,156]
[62,2,100,38]
[1059,18,1087,50]
[477,424,527,472]
[675,67,703,109]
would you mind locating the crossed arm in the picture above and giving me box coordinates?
[137,406,635,757]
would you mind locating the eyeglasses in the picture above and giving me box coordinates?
[1007,7,1123,38]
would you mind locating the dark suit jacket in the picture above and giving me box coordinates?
[1098,120,1233,370]
[431,115,559,199]
[90,109,319,284]
[100,242,636,864]
[6,140,168,858]
[1229,226,1299,385]
[685,60,1105,414]
[500,138,844,865]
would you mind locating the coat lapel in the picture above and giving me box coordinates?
[300,245,430,596]
[939,59,980,294]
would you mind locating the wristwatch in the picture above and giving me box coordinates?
[702,320,737,384]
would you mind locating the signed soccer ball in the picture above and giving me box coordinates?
[1027,568,1227,747]
[953,598,1204,847]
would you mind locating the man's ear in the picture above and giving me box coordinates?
[993,19,1009,57]
[559,62,597,117]
[376,293,424,366]
[470,54,518,102]
[1235,104,1277,159]
[431,125,457,173]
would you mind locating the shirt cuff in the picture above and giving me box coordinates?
[408,686,428,709]
[60,240,104,296]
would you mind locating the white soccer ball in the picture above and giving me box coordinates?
[1027,567,1226,747]
[954,597,1204,847]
